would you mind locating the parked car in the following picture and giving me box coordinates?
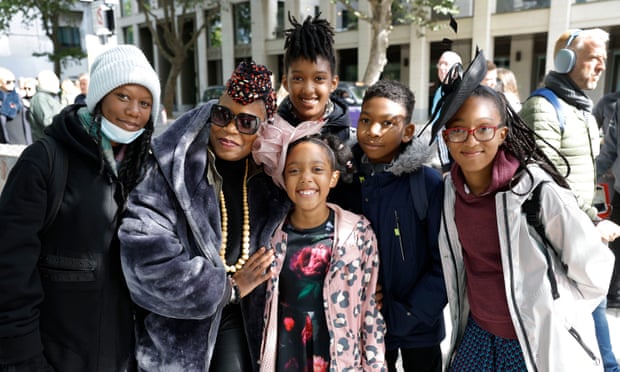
[197,85,226,107]
[332,81,367,127]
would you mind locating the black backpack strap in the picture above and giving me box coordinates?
[39,136,69,236]
[522,181,560,299]
[409,166,428,225]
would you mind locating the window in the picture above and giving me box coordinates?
[206,10,221,48]
[123,26,134,44]
[233,2,251,45]
[120,0,132,17]
[58,26,80,48]
[274,1,285,38]
[496,0,550,13]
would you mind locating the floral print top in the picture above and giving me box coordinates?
[276,210,334,371]
[260,203,386,372]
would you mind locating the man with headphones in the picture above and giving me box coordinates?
[522,28,620,372]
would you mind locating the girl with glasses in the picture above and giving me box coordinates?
[119,61,286,371]
[427,51,614,371]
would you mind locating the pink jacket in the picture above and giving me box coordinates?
[260,203,386,371]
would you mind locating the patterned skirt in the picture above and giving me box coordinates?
[449,317,527,372]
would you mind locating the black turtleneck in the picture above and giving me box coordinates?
[215,157,247,266]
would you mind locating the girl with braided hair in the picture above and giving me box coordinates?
[0,45,160,371]
[428,50,613,371]
[119,61,287,371]
[277,13,352,142]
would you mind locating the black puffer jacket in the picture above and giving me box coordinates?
[0,105,134,371]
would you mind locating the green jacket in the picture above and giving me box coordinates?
[29,91,62,142]
[521,86,599,220]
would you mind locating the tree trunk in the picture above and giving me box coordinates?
[363,28,390,85]
[163,56,185,117]
[362,0,392,86]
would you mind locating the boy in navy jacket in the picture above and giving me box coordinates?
[330,80,446,372]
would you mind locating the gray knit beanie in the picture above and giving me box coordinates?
[86,44,161,125]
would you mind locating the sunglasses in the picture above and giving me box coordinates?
[210,104,262,135]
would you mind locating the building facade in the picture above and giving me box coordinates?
[116,0,620,120]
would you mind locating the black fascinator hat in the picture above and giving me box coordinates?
[422,48,488,144]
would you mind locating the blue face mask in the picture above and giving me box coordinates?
[100,117,145,144]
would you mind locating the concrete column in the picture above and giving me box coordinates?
[510,34,534,102]
[196,8,207,102]
[408,33,430,123]
[263,0,278,41]
[546,0,571,73]
[471,0,493,59]
[319,0,334,24]
[220,0,235,82]
[250,1,267,64]
[288,0,316,19]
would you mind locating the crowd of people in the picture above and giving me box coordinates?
[0,11,619,372]
[0,67,89,145]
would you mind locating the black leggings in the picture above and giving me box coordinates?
[209,304,252,372]
[386,345,442,372]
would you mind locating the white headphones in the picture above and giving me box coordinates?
[554,29,582,74]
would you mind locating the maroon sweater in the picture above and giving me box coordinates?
[450,149,520,339]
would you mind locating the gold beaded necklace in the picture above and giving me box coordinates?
[218,159,250,273]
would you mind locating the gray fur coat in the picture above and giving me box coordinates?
[118,102,289,371]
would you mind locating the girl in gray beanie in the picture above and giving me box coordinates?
[0,44,161,371]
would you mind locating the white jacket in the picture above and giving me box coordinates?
[439,165,613,372]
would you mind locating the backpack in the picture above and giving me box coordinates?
[38,136,69,235]
[522,181,560,299]
[529,87,565,134]
[528,88,611,219]
[409,166,429,225]
[522,181,601,362]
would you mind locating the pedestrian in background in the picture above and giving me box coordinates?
[74,72,89,105]
[29,70,62,141]
[521,28,620,372]
[0,67,32,145]
[495,67,522,112]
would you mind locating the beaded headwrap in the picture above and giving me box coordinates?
[252,116,322,189]
[226,61,277,119]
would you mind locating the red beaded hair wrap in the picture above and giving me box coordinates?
[226,61,277,119]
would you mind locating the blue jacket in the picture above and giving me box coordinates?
[330,136,447,350]
[118,102,290,371]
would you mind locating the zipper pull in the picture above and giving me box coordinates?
[394,210,405,261]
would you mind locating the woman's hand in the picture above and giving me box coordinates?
[375,283,383,311]
[233,247,274,298]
